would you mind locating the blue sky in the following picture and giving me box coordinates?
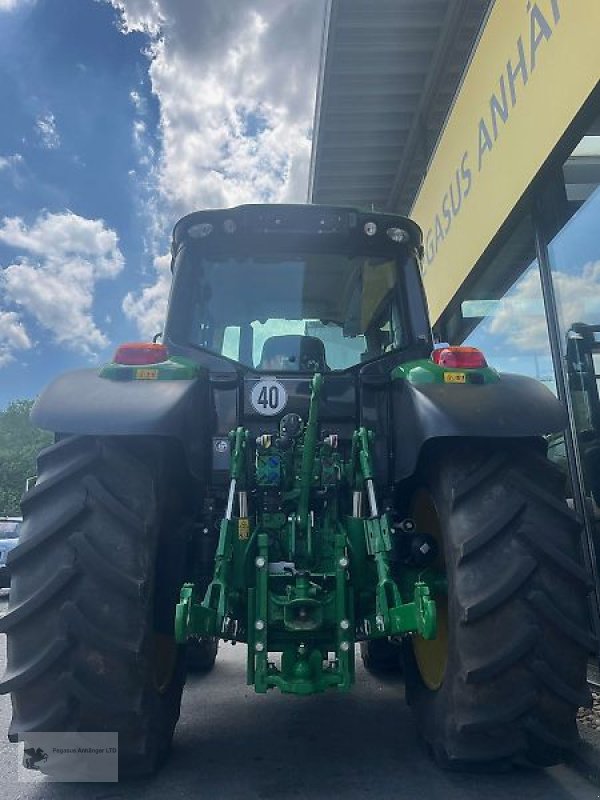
[0,0,325,408]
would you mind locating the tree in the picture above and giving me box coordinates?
[0,400,52,515]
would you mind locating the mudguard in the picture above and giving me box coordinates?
[392,373,566,481]
[31,368,210,479]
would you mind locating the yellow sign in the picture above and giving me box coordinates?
[135,368,159,380]
[410,0,600,323]
[444,372,466,384]
[238,518,250,540]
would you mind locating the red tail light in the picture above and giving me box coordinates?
[432,346,487,369]
[113,342,169,365]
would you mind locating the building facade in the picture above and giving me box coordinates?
[311,0,600,626]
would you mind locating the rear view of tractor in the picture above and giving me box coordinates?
[0,204,593,776]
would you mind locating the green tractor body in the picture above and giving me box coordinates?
[174,373,437,695]
[1,204,593,775]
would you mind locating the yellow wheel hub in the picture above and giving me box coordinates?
[411,489,448,691]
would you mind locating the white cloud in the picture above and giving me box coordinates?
[129,89,147,113]
[35,112,60,150]
[0,212,124,361]
[106,0,163,35]
[0,311,32,367]
[0,153,27,193]
[104,0,325,335]
[0,0,28,10]
[122,253,170,339]
[0,153,24,171]
[489,260,600,353]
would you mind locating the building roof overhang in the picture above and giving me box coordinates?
[309,0,491,214]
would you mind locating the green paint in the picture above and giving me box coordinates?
[297,373,322,535]
[99,354,200,381]
[392,358,500,385]
[175,372,441,695]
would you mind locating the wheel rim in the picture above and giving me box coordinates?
[411,489,448,691]
[153,633,178,693]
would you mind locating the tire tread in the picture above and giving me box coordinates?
[406,443,592,771]
[0,436,186,778]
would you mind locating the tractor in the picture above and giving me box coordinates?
[0,204,593,776]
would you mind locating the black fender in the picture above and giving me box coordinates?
[31,369,210,480]
[393,373,566,481]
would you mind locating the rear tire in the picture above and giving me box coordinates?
[404,442,593,770]
[0,436,187,778]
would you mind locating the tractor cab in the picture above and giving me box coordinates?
[163,204,430,485]
[164,204,430,377]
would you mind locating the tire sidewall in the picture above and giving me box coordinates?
[403,456,459,751]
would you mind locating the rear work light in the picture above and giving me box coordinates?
[113,342,169,365]
[432,346,487,369]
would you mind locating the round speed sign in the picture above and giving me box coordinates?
[250,379,288,416]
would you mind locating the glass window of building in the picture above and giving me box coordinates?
[437,212,556,392]
[546,116,600,511]
[547,117,600,340]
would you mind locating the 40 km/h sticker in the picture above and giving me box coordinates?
[250,379,288,416]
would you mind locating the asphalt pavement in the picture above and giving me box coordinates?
[0,593,598,799]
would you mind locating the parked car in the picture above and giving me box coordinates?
[0,517,21,589]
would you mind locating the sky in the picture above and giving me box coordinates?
[0,0,326,408]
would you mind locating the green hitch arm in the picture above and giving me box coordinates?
[225,426,247,520]
[389,582,437,640]
[174,582,194,643]
[358,426,438,641]
[357,428,374,480]
[356,427,378,517]
[297,373,323,534]
[200,426,248,634]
